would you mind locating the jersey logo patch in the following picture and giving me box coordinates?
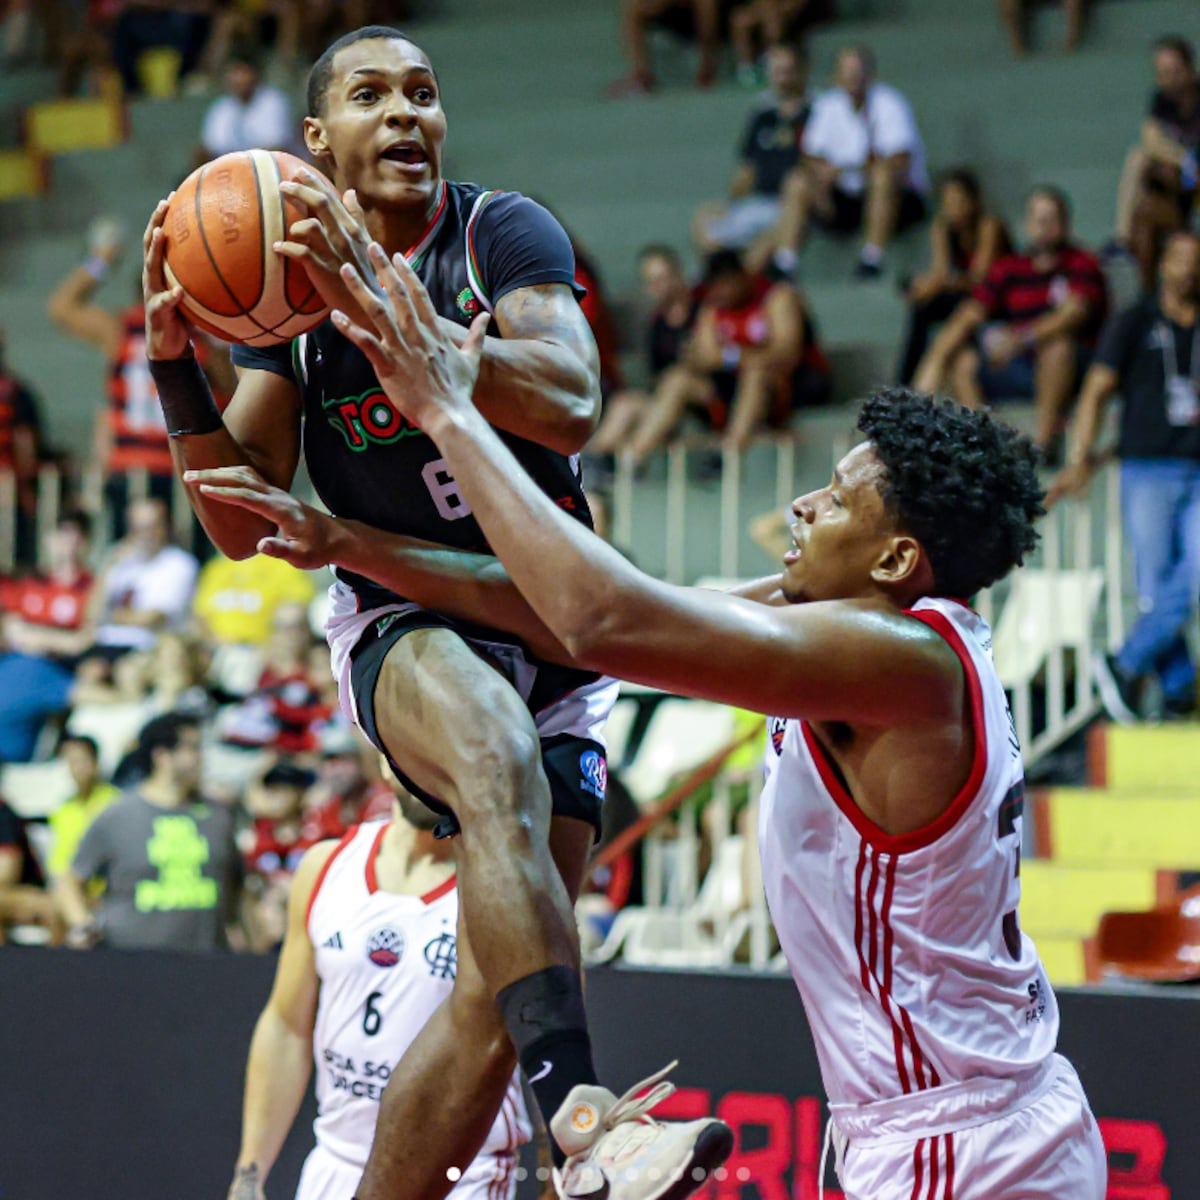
[768,717,788,755]
[456,287,480,319]
[322,387,425,452]
[579,750,607,800]
[366,925,405,968]
[424,931,458,979]
[322,931,344,950]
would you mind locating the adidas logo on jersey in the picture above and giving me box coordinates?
[322,932,344,950]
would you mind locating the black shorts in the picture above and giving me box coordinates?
[818,185,928,235]
[348,608,609,840]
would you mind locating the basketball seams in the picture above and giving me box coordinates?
[271,150,323,316]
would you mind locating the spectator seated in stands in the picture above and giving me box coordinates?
[45,733,120,883]
[617,249,830,466]
[770,43,929,280]
[897,169,1011,385]
[300,724,393,845]
[91,497,200,656]
[195,0,304,83]
[729,0,833,88]
[0,510,95,663]
[109,0,214,97]
[239,757,316,950]
[0,325,45,567]
[47,215,235,542]
[218,601,330,754]
[692,42,811,272]
[1049,231,1200,723]
[606,0,723,96]
[587,244,700,466]
[194,38,298,168]
[914,185,1107,460]
[56,713,242,952]
[0,793,61,945]
[997,0,1085,56]
[1111,36,1200,293]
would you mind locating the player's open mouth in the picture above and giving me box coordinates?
[379,142,429,174]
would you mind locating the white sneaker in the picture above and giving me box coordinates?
[551,1061,733,1200]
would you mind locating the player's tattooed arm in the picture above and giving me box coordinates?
[439,281,601,454]
[227,1162,265,1200]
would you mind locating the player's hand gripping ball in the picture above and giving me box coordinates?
[162,150,330,346]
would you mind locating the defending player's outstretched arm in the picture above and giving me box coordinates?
[327,244,962,727]
[229,842,330,1200]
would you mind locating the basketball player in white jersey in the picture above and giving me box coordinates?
[227,790,530,1200]
[194,254,1109,1197]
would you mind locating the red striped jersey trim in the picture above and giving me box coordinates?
[403,181,448,268]
[364,821,390,894]
[304,825,358,933]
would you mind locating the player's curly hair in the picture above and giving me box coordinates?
[857,388,1045,599]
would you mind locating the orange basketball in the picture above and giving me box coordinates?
[162,150,329,347]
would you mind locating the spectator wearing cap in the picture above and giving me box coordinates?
[915,185,1107,459]
[195,39,299,167]
[56,714,242,951]
[692,43,812,270]
[771,44,929,280]
[1111,36,1200,292]
[619,249,829,466]
[1049,231,1200,722]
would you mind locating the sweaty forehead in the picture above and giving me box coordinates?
[332,37,434,82]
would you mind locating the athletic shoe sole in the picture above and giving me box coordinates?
[654,1121,735,1200]
[1091,650,1137,725]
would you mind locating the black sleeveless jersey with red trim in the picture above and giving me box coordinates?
[231,181,593,611]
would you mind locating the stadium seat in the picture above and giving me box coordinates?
[1089,723,1200,793]
[1096,888,1200,983]
[1019,861,1163,939]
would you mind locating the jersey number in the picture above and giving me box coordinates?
[421,458,472,521]
[362,991,384,1037]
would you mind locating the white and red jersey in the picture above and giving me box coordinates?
[306,822,530,1172]
[759,596,1058,1116]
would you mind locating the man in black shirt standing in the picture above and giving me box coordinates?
[1050,231,1200,722]
[691,42,810,272]
[143,22,730,1200]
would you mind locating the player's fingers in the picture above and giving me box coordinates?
[337,261,403,343]
[256,536,308,566]
[145,226,173,293]
[279,178,331,215]
[184,465,267,488]
[387,248,441,329]
[272,240,315,262]
[366,243,420,336]
[141,194,172,256]
[342,188,365,224]
[460,310,491,366]
[146,286,184,320]
[331,308,395,376]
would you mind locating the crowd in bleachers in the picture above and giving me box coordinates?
[0,0,1197,955]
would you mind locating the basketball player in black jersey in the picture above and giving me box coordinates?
[142,23,730,1200]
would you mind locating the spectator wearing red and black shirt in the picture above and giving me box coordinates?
[0,795,60,944]
[0,510,94,662]
[915,186,1107,458]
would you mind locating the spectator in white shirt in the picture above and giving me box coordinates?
[771,44,929,280]
[195,41,298,168]
[92,498,199,653]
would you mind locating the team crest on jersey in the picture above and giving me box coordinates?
[456,287,480,319]
[424,932,458,980]
[768,717,788,755]
[366,925,405,968]
[579,750,607,799]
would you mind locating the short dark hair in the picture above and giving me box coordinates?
[307,24,424,117]
[857,389,1044,598]
[939,168,982,204]
[139,713,200,760]
[228,38,263,72]
[702,248,746,283]
[841,43,877,74]
[1027,184,1071,226]
[58,508,92,540]
[638,243,682,268]
[770,40,808,65]
[1153,35,1195,68]
[61,733,99,761]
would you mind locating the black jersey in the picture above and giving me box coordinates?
[232,181,593,611]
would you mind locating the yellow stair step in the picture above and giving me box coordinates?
[1033,788,1200,868]
[1033,936,1087,987]
[0,149,47,200]
[1019,861,1162,938]
[24,97,126,156]
[1090,723,1200,792]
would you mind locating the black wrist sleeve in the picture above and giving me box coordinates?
[148,352,224,436]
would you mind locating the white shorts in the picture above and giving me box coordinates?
[294,1143,521,1200]
[828,1055,1107,1200]
[701,195,782,249]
